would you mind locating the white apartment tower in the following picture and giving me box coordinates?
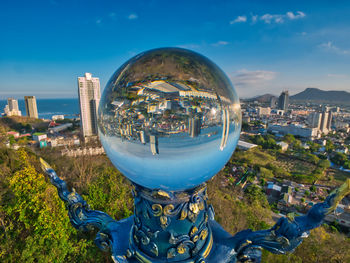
[308,112,322,129]
[308,111,332,134]
[4,98,21,116]
[78,73,101,137]
[24,96,39,118]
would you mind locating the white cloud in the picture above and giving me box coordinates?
[260,11,306,24]
[327,73,347,78]
[230,16,247,24]
[286,11,306,20]
[319,41,350,55]
[128,13,138,20]
[260,13,284,24]
[232,11,306,25]
[251,14,258,23]
[95,19,102,25]
[230,69,277,86]
[211,41,229,47]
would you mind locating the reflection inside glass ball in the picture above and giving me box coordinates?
[98,48,241,190]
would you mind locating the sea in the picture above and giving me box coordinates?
[0,98,80,120]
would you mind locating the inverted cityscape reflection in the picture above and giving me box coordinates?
[98,48,241,190]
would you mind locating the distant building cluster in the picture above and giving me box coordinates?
[61,147,104,157]
[3,96,39,118]
[268,124,318,139]
[241,89,350,140]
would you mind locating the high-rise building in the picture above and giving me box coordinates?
[270,97,277,108]
[309,110,332,134]
[4,98,21,116]
[78,73,101,137]
[278,91,289,112]
[188,116,201,138]
[320,112,329,133]
[24,96,38,118]
[8,98,19,111]
[308,112,322,129]
[150,135,159,155]
[327,111,333,130]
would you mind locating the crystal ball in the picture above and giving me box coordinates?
[98,48,241,190]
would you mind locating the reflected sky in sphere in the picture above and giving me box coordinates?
[98,48,241,190]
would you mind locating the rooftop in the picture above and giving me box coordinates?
[33,132,46,136]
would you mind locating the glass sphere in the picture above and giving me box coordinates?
[98,48,241,191]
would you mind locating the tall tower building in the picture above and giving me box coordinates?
[309,110,332,134]
[308,112,322,129]
[78,73,101,137]
[320,112,329,133]
[8,98,19,111]
[318,110,332,134]
[278,91,289,112]
[326,111,333,131]
[270,97,277,108]
[24,96,38,118]
[188,116,201,138]
[4,98,21,116]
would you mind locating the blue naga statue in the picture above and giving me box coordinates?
[40,48,350,262]
[40,158,350,263]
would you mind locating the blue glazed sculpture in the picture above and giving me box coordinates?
[41,158,350,262]
[40,48,350,262]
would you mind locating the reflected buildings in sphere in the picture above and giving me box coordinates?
[98,48,241,190]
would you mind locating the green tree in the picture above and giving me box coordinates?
[331,152,348,166]
[242,121,249,131]
[259,167,274,180]
[307,141,321,153]
[325,140,334,153]
[0,148,103,263]
[310,185,316,192]
[343,161,350,169]
[8,135,16,145]
[84,167,133,220]
[318,159,330,169]
[244,184,269,208]
[283,134,296,144]
[305,153,320,165]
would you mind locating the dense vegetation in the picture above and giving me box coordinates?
[0,147,131,263]
[1,117,350,262]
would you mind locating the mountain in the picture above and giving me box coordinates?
[290,88,350,104]
[243,94,277,103]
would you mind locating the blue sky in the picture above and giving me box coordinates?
[0,0,349,99]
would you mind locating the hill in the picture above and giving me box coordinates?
[243,93,277,103]
[291,88,350,104]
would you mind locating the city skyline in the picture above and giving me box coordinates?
[0,0,350,99]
